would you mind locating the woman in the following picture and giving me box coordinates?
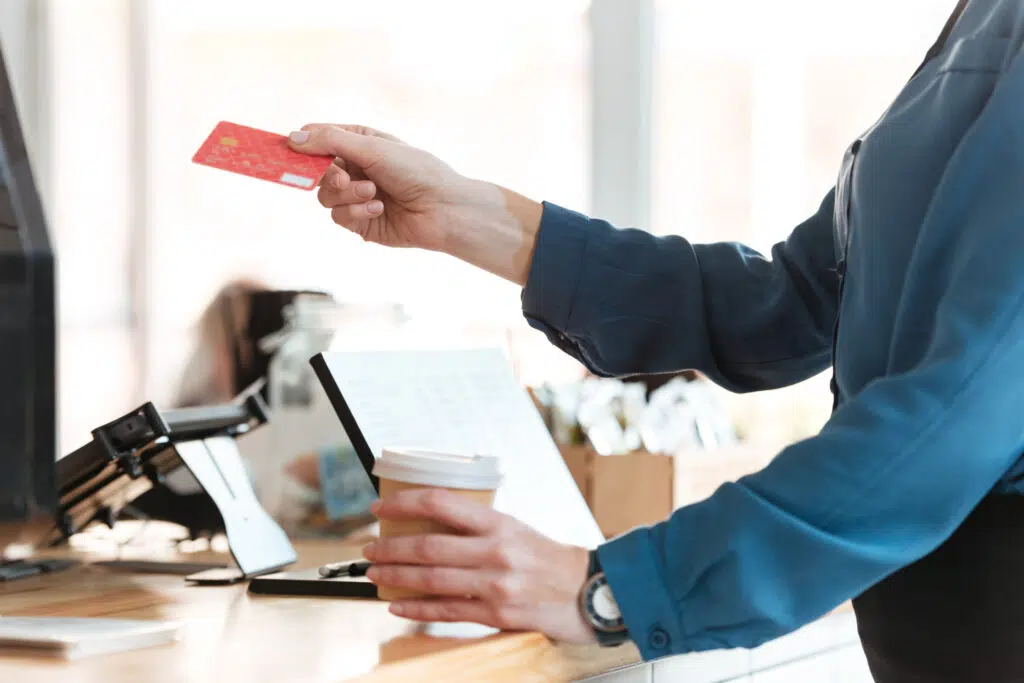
[130,278,270,527]
[157,280,329,524]
[289,1,1024,680]
[175,277,269,408]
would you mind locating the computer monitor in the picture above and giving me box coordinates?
[0,40,58,525]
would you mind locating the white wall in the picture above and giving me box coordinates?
[590,0,654,229]
[0,0,140,451]
[46,0,138,450]
[0,0,48,194]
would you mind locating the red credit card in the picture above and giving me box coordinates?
[191,121,333,190]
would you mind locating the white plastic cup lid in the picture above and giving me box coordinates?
[373,448,502,491]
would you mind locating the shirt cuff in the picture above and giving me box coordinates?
[598,526,685,661]
[521,202,590,333]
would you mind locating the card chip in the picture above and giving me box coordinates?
[193,121,333,191]
[280,172,314,188]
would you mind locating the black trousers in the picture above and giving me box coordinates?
[854,494,1024,683]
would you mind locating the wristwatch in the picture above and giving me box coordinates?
[579,551,629,647]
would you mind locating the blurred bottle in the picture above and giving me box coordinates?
[251,297,408,528]
[251,294,342,522]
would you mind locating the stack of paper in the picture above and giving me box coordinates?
[0,616,180,660]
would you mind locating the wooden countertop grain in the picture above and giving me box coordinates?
[0,535,640,683]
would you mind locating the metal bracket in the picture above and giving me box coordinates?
[53,396,296,583]
[175,437,296,579]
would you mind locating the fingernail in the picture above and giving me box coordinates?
[366,567,380,581]
[390,604,406,616]
[362,542,377,560]
[367,200,384,214]
[355,182,375,198]
[289,130,309,143]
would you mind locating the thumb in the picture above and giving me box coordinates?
[288,124,385,169]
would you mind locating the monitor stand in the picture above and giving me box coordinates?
[72,438,295,586]
[173,436,296,584]
[48,399,297,585]
[1,431,296,583]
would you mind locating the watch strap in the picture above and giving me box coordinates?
[594,621,630,647]
[584,550,629,647]
[587,549,602,578]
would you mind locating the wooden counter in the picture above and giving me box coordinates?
[0,535,641,683]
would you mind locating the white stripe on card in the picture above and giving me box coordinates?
[280,172,314,188]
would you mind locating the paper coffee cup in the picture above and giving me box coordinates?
[372,448,502,601]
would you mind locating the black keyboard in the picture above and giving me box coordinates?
[0,558,79,582]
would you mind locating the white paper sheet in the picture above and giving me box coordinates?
[316,348,603,547]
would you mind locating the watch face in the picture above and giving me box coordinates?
[584,574,626,632]
[593,583,621,621]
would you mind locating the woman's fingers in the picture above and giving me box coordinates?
[370,489,505,536]
[330,202,384,226]
[363,534,500,568]
[300,122,404,144]
[319,164,349,189]
[318,179,377,209]
[367,565,522,602]
[289,125,388,170]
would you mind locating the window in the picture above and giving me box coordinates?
[653,0,957,442]
[16,0,965,451]
[41,2,136,451]
[141,0,592,402]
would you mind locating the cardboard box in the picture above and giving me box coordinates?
[560,446,673,539]
[559,443,775,539]
[671,444,775,508]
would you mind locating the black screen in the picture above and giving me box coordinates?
[0,38,58,522]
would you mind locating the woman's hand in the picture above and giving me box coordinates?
[289,123,543,286]
[288,124,478,251]
[362,488,596,644]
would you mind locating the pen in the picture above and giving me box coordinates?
[318,560,372,579]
